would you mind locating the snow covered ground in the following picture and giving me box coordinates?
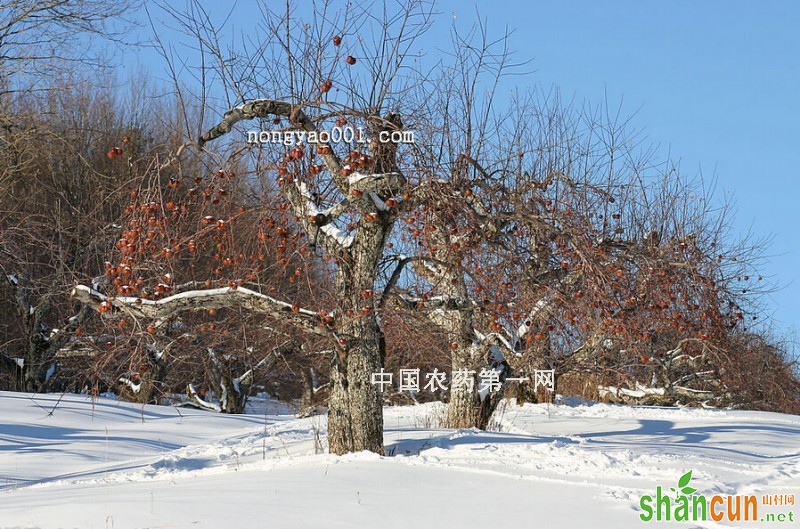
[0,392,798,529]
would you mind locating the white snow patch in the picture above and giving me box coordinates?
[347,171,373,185]
[0,393,797,528]
[320,224,355,248]
[516,297,549,338]
[598,383,666,399]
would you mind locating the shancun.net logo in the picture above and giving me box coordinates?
[639,470,796,523]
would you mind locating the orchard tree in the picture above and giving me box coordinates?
[72,0,793,458]
[0,75,189,392]
[369,27,777,424]
[73,0,435,455]
[398,76,781,415]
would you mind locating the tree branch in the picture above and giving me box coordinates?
[71,285,329,336]
[198,98,348,189]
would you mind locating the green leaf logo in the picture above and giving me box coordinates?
[675,470,694,498]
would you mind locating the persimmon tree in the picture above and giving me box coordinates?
[0,75,186,392]
[72,0,437,455]
[71,0,795,459]
[0,0,142,391]
[377,41,788,420]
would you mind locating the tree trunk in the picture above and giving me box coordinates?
[413,247,505,430]
[327,231,388,455]
[325,114,403,455]
[447,345,482,429]
[327,326,384,454]
[446,341,504,430]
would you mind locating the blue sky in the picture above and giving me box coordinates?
[458,1,800,338]
[126,1,799,339]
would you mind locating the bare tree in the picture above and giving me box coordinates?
[71,0,796,458]
[0,0,139,94]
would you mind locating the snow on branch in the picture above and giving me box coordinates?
[118,376,142,395]
[319,224,355,248]
[515,297,552,340]
[513,268,584,347]
[347,171,406,195]
[185,384,221,412]
[295,180,350,223]
[289,180,354,251]
[475,330,515,355]
[71,285,328,336]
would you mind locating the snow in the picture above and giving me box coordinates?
[516,297,549,339]
[347,171,374,185]
[289,180,355,248]
[72,284,320,319]
[0,392,798,528]
[117,377,142,394]
[186,384,221,413]
[295,180,318,213]
[320,224,355,248]
[599,383,666,399]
